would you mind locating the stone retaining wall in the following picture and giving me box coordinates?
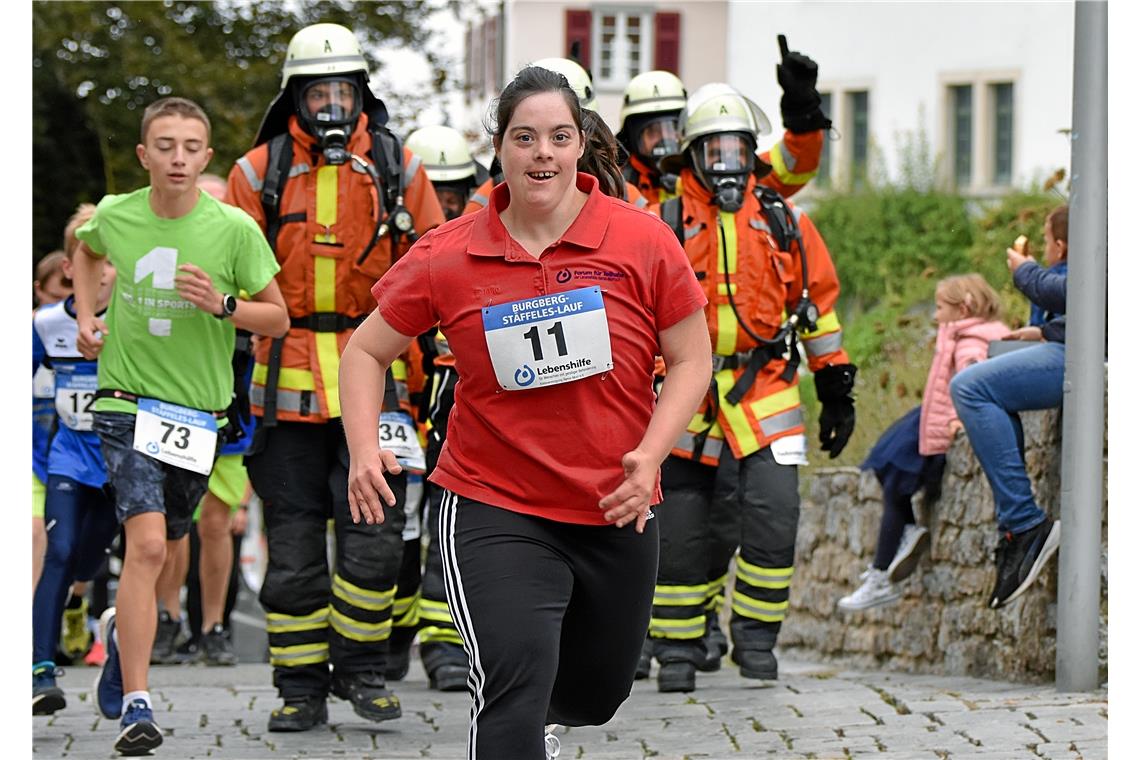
[779,408,1108,683]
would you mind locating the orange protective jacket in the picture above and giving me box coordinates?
[655,169,848,464]
[627,128,824,205]
[226,114,445,424]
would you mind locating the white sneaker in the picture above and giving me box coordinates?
[837,568,901,612]
[544,724,562,759]
[887,524,930,583]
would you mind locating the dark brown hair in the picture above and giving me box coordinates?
[487,66,582,148]
[140,96,212,144]
[578,108,625,199]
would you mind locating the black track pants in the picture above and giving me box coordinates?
[439,492,658,760]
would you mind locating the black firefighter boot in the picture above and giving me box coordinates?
[655,641,701,693]
[696,611,728,673]
[420,642,469,692]
[730,620,779,681]
[267,695,328,732]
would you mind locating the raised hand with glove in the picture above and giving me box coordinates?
[814,363,857,458]
[776,34,832,134]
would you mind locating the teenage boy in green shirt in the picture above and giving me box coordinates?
[72,96,288,756]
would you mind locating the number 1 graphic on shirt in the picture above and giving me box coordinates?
[135,246,178,336]
[522,322,568,362]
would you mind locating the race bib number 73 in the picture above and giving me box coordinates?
[132,399,218,475]
[482,286,613,391]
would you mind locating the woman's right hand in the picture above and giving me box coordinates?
[347,449,403,525]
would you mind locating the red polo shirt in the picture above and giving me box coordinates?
[372,173,706,525]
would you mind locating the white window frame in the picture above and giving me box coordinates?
[811,80,874,193]
[939,70,1020,194]
[592,7,654,91]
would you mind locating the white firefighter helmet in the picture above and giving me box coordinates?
[405,125,477,183]
[531,57,598,110]
[253,23,388,146]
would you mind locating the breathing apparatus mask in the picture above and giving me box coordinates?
[296,76,363,165]
[629,113,681,168]
[690,132,756,213]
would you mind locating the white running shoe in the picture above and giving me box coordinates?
[837,568,901,612]
[887,524,930,583]
[544,723,562,759]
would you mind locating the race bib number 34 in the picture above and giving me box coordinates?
[132,398,218,476]
[482,286,613,391]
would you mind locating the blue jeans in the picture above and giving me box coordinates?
[948,341,1065,534]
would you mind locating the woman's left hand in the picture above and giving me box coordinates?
[598,449,657,533]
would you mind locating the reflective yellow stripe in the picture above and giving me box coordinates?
[769,139,819,186]
[331,574,394,612]
[652,585,707,607]
[269,642,329,667]
[391,358,407,382]
[717,367,759,452]
[750,384,802,420]
[731,595,789,622]
[714,213,739,355]
[418,626,465,645]
[330,607,391,642]
[802,311,841,340]
[735,556,794,587]
[253,363,315,391]
[418,598,455,624]
[315,165,338,241]
[265,608,329,634]
[650,615,706,639]
[313,256,341,417]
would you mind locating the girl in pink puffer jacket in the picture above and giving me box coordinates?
[838,274,1010,612]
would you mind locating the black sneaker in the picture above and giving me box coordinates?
[267,695,328,732]
[990,518,1061,609]
[32,662,66,715]
[331,671,401,722]
[150,611,183,665]
[200,624,238,666]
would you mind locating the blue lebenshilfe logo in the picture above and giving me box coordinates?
[514,365,536,386]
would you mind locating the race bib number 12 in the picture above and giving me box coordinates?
[482,286,613,391]
[133,399,218,475]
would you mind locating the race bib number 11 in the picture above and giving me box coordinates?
[482,286,613,391]
[133,398,218,475]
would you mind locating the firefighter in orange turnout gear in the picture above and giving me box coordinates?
[616,35,828,207]
[225,23,444,732]
[647,83,856,693]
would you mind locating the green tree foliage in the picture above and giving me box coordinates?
[33,0,454,261]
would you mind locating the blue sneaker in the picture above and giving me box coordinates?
[33,661,66,715]
[94,607,123,720]
[115,698,163,756]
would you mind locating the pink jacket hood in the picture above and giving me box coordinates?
[918,316,1010,455]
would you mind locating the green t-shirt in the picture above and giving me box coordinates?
[77,187,280,415]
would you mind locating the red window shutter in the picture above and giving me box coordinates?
[654,12,681,74]
[565,9,592,70]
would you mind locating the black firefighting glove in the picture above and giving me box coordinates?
[814,363,857,458]
[776,34,832,134]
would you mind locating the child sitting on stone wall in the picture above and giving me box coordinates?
[838,274,1010,611]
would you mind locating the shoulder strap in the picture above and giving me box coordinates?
[754,185,796,253]
[260,132,294,253]
[660,196,684,245]
[368,120,403,214]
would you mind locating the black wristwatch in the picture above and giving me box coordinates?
[216,293,238,319]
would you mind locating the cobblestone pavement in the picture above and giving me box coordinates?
[33,656,1107,759]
